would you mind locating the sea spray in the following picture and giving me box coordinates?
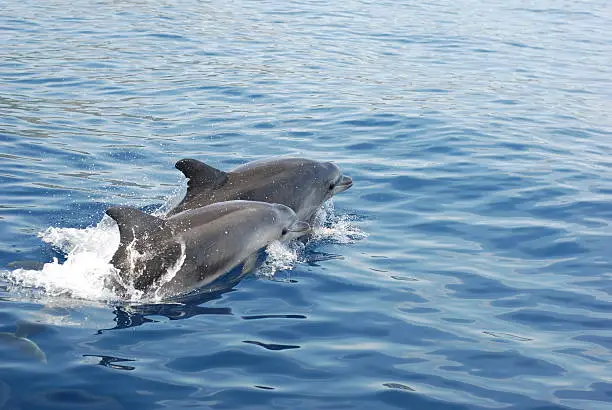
[1,200,365,300]
[2,216,120,301]
[256,200,367,278]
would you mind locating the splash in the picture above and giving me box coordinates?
[1,200,365,301]
[256,200,367,278]
[151,242,186,301]
[102,235,187,303]
[258,240,304,278]
[1,216,120,301]
[310,200,368,244]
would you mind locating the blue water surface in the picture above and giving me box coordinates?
[2,0,612,409]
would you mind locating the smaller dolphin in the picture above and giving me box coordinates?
[106,200,309,298]
[0,321,47,363]
[167,157,353,225]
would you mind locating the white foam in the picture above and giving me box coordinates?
[256,200,367,278]
[1,199,366,301]
[310,200,368,244]
[258,240,303,278]
[1,216,120,301]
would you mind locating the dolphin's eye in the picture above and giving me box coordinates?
[329,183,335,190]
[282,228,288,236]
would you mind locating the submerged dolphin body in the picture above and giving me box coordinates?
[0,321,47,363]
[167,157,353,224]
[106,200,309,299]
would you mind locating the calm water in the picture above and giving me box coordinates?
[2,0,612,408]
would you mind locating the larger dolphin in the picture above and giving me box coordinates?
[106,200,309,299]
[167,157,353,223]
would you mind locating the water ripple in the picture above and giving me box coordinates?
[2,0,612,409]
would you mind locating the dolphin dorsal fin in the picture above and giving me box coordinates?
[175,159,228,193]
[106,206,167,245]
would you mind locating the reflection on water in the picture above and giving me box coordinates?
[99,303,233,333]
[242,340,300,351]
[82,354,136,371]
[241,314,308,321]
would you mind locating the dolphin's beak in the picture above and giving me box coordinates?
[333,175,353,194]
[290,221,310,233]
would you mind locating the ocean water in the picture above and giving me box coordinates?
[1,0,612,408]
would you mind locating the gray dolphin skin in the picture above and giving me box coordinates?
[167,157,353,224]
[106,200,309,298]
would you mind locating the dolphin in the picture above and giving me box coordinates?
[106,200,309,298]
[167,157,353,225]
[0,321,47,363]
